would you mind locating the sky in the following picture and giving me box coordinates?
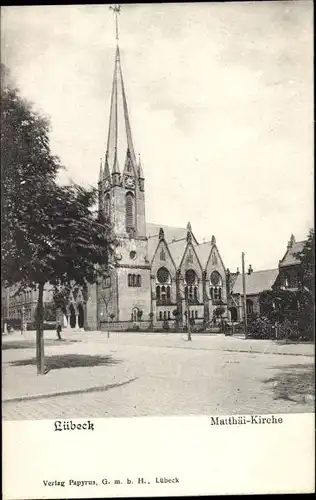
[1,2,313,271]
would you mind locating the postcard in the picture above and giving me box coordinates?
[1,2,314,498]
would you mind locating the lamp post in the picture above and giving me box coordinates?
[242,252,248,339]
[21,305,26,335]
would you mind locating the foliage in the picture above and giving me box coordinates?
[294,228,315,299]
[1,66,117,373]
[43,302,56,322]
[214,306,225,318]
[247,316,275,339]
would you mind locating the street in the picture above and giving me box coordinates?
[2,331,314,420]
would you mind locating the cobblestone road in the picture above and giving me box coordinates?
[2,331,314,420]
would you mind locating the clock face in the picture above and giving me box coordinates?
[124,176,135,189]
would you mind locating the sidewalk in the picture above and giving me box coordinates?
[2,330,314,419]
[3,328,314,356]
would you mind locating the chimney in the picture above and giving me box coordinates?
[248,264,253,275]
[287,234,296,249]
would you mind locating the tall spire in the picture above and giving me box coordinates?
[99,158,103,183]
[106,5,137,175]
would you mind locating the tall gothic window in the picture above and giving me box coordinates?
[105,194,110,219]
[160,248,166,261]
[156,267,171,304]
[184,269,198,304]
[125,192,135,232]
[210,271,223,302]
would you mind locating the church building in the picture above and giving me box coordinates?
[84,31,229,331]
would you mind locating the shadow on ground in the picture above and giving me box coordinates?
[9,353,121,371]
[2,340,81,350]
[3,377,138,404]
[263,363,315,404]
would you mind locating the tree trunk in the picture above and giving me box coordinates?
[36,282,45,375]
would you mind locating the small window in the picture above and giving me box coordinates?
[159,311,163,321]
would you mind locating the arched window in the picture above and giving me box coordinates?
[160,248,166,261]
[137,275,141,287]
[125,192,135,232]
[210,271,222,286]
[163,311,167,320]
[156,267,171,304]
[168,311,171,320]
[159,311,163,321]
[194,287,198,301]
[195,310,198,319]
[131,308,138,322]
[105,193,110,219]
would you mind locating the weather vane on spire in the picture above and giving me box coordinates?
[109,4,121,42]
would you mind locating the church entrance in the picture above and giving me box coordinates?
[69,304,76,328]
[78,303,84,328]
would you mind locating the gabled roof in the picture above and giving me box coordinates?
[146,222,198,244]
[168,239,188,268]
[195,241,213,268]
[232,269,279,295]
[146,235,160,262]
[279,241,306,267]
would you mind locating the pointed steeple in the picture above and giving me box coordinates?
[105,10,137,177]
[211,235,216,245]
[138,154,144,179]
[103,153,110,179]
[98,158,103,183]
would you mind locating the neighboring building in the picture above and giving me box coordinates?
[228,266,279,322]
[273,234,306,291]
[2,284,54,327]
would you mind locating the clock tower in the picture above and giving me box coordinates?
[96,9,150,325]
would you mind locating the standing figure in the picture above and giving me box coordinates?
[56,323,62,340]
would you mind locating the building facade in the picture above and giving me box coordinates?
[82,40,229,331]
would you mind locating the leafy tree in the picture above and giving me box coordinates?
[1,66,116,373]
[294,229,315,299]
[294,229,315,340]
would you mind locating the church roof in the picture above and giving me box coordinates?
[195,241,213,268]
[279,241,305,267]
[232,269,279,296]
[146,223,198,244]
[168,239,188,268]
[146,234,160,262]
[146,223,187,242]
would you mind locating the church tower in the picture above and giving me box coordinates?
[98,26,146,239]
[96,5,151,325]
